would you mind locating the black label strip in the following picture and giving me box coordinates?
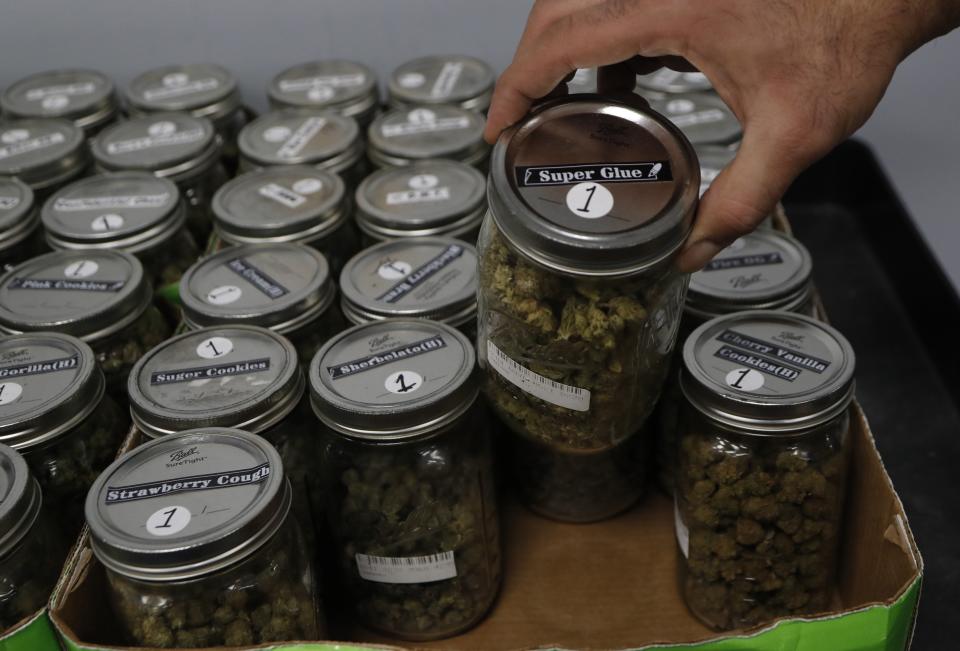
[703,252,784,272]
[150,358,271,385]
[328,336,446,379]
[718,329,830,373]
[104,463,271,504]
[7,278,125,292]
[515,161,672,187]
[377,244,465,304]
[226,257,289,299]
[715,346,800,382]
[0,355,79,379]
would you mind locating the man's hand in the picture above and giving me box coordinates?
[485,0,960,271]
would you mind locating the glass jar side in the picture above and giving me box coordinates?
[178,161,230,246]
[302,216,360,276]
[286,302,348,366]
[92,303,172,401]
[137,228,201,292]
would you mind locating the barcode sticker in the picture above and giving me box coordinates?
[356,551,457,584]
[674,499,689,558]
[486,340,590,412]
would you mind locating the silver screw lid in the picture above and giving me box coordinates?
[697,146,736,198]
[387,55,495,112]
[635,69,713,95]
[91,112,221,182]
[128,325,303,439]
[0,177,37,251]
[681,311,856,432]
[125,64,242,123]
[42,172,185,254]
[309,319,477,441]
[1,69,119,133]
[85,427,290,581]
[0,332,104,451]
[0,118,88,190]
[212,166,347,245]
[268,60,379,120]
[367,106,488,168]
[686,231,813,319]
[488,94,699,277]
[180,243,335,334]
[0,443,42,557]
[650,94,741,147]
[354,159,485,239]
[340,238,478,327]
[237,108,362,174]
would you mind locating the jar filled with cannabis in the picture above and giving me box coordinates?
[90,112,227,243]
[1,69,120,136]
[237,108,366,186]
[212,165,359,273]
[676,311,854,630]
[478,95,698,521]
[0,333,126,536]
[340,238,479,338]
[310,320,500,640]
[179,244,344,363]
[650,94,742,149]
[269,60,380,127]
[85,427,324,647]
[367,106,489,169]
[656,230,815,493]
[387,55,495,113]
[0,118,89,201]
[355,160,486,244]
[42,172,200,292]
[0,177,45,268]
[0,442,69,631]
[0,250,171,399]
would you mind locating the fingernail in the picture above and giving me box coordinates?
[677,240,722,273]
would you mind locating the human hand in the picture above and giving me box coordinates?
[485,0,960,271]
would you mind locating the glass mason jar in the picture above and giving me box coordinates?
[41,172,200,293]
[91,112,227,245]
[237,108,367,187]
[85,428,324,647]
[340,237,479,339]
[655,230,815,493]
[179,243,344,364]
[1,69,120,137]
[0,333,126,536]
[0,117,90,202]
[649,94,742,150]
[0,443,68,631]
[355,160,486,245]
[0,177,46,270]
[268,60,380,128]
[125,63,249,168]
[367,106,489,170]
[310,320,500,641]
[212,165,359,274]
[675,311,855,630]
[387,55,495,113]
[0,250,171,400]
[477,95,698,521]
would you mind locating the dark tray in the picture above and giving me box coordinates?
[784,139,960,650]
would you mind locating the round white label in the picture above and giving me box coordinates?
[0,382,23,406]
[263,126,292,143]
[666,99,696,114]
[385,370,423,395]
[146,505,191,536]
[292,178,323,195]
[307,86,335,102]
[196,336,234,359]
[398,72,426,89]
[206,285,242,305]
[1,129,30,144]
[408,174,439,190]
[42,95,70,111]
[148,121,177,138]
[407,108,436,124]
[726,237,747,252]
[565,182,614,219]
[377,260,413,280]
[91,214,125,232]
[725,367,765,392]
[162,73,189,88]
[63,260,99,278]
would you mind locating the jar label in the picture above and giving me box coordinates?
[0,131,66,160]
[0,196,20,210]
[7,276,125,292]
[430,61,463,99]
[258,182,308,209]
[276,117,328,159]
[0,354,79,379]
[327,335,447,380]
[25,81,97,101]
[385,186,451,205]
[104,462,271,503]
[52,193,171,212]
[149,358,271,385]
[105,126,205,154]
[486,340,591,412]
[225,257,290,299]
[356,551,457,584]
[381,110,471,138]
[0,381,23,405]
[376,243,465,304]
[143,77,219,101]
[703,251,783,272]
[515,161,672,187]
[278,73,366,92]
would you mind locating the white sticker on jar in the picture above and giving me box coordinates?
[356,551,457,584]
[398,72,426,89]
[42,95,70,111]
[377,260,412,280]
[307,86,335,102]
[487,340,590,412]
[385,370,422,395]
[292,178,323,195]
[725,367,765,391]
[674,499,689,558]
[263,126,292,143]
[146,505,191,536]
[565,182,614,219]
[408,174,438,190]
[0,382,23,406]
[63,260,99,278]
[206,285,242,305]
[91,214,125,232]
[196,336,234,359]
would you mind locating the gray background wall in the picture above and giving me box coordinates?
[1,0,957,287]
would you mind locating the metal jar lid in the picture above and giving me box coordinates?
[0,332,104,451]
[237,108,362,174]
[340,238,478,327]
[91,113,221,182]
[650,94,741,147]
[686,231,813,319]
[635,69,714,95]
[0,177,37,251]
[354,160,486,239]
[1,69,119,133]
[367,106,488,168]
[180,243,335,334]
[125,64,242,123]
[0,443,42,557]
[697,146,736,198]
[268,60,379,120]
[128,325,303,439]
[0,118,88,190]
[681,311,856,432]
[0,249,152,342]
[42,172,185,254]
[310,319,477,440]
[387,55,495,112]
[85,427,290,581]
[212,166,347,245]
[488,94,699,277]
